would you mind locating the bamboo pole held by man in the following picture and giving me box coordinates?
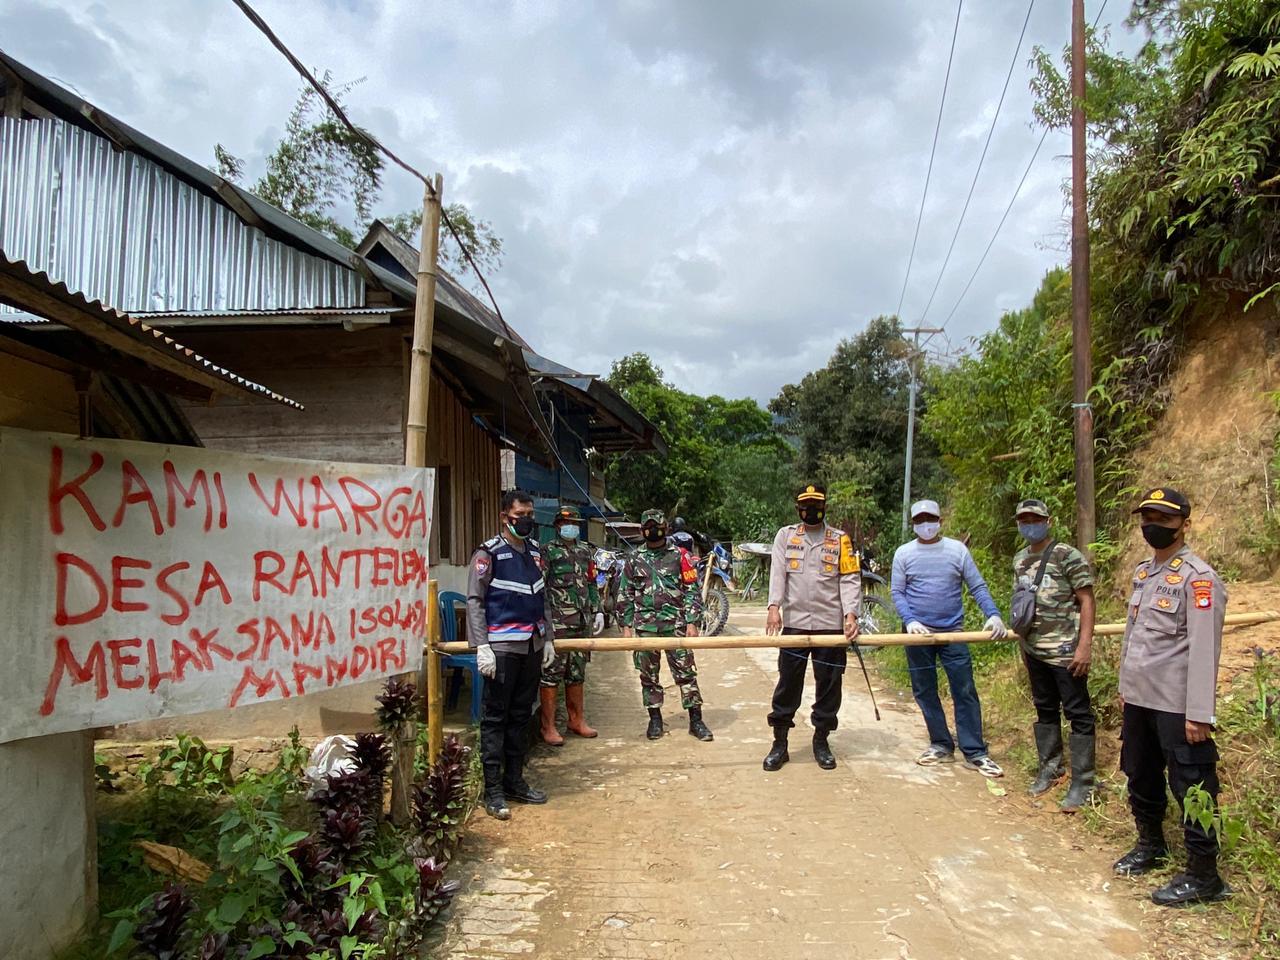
[432,610,1280,655]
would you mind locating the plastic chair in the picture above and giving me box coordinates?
[439,591,483,724]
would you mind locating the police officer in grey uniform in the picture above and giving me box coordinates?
[763,484,862,771]
[1114,487,1230,906]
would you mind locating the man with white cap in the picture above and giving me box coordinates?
[891,499,1008,778]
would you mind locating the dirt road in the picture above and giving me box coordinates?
[432,614,1156,960]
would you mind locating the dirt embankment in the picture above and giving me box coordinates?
[1117,297,1280,588]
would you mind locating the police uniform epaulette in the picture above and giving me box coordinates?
[1177,551,1212,574]
[480,535,505,553]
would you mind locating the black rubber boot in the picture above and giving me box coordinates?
[812,732,836,770]
[688,706,714,741]
[1059,733,1096,812]
[1113,821,1170,876]
[1151,853,1230,907]
[762,733,789,772]
[483,787,511,821]
[646,707,664,740]
[1028,722,1065,796]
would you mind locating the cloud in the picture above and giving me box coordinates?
[0,0,1136,403]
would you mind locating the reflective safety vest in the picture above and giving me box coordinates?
[480,535,547,643]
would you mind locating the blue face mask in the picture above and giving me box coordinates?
[1018,520,1050,543]
[559,524,580,541]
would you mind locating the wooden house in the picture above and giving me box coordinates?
[0,254,299,960]
[0,53,560,591]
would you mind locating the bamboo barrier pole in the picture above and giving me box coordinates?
[434,610,1280,655]
[425,579,443,766]
[392,173,443,825]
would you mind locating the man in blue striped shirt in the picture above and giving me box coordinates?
[891,499,1008,778]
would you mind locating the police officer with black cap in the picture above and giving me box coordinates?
[1115,487,1230,905]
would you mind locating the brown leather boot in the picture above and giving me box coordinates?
[539,687,564,746]
[565,684,598,738]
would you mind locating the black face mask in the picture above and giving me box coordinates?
[799,505,824,525]
[507,515,537,539]
[1141,522,1180,549]
[642,523,665,543]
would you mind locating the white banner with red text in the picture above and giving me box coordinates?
[0,428,433,743]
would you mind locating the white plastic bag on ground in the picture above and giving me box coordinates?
[304,734,358,798]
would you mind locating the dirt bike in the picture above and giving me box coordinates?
[855,548,894,646]
[593,546,624,627]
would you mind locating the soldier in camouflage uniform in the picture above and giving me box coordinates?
[538,506,603,745]
[1011,498,1097,811]
[618,508,714,742]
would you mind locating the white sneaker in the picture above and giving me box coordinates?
[916,746,956,766]
[963,755,1005,778]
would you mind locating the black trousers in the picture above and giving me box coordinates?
[1120,703,1220,857]
[1023,654,1096,736]
[480,648,542,791]
[767,627,847,734]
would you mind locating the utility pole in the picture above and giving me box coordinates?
[900,326,943,537]
[1071,0,1096,553]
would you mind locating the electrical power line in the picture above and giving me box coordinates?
[916,0,1036,324]
[934,125,1050,333]
[923,0,1111,347]
[894,0,965,321]
[229,0,628,531]
[229,0,519,343]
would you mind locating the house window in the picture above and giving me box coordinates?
[435,465,453,562]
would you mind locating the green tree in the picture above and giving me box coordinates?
[213,75,503,268]
[215,75,382,249]
[604,353,792,540]
[385,204,504,276]
[770,316,945,550]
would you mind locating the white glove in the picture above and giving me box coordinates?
[905,621,931,635]
[592,612,605,636]
[475,643,497,679]
[985,615,1009,640]
[542,639,557,669]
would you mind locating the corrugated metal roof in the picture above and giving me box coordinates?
[0,253,303,409]
[0,117,365,316]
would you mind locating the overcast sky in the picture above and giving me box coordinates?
[1,0,1136,403]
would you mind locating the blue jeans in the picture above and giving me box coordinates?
[905,641,988,760]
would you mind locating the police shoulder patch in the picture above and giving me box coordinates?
[474,553,491,576]
[1191,578,1213,610]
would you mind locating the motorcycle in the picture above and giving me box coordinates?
[855,546,894,643]
[593,546,624,627]
[697,540,734,636]
[671,530,733,636]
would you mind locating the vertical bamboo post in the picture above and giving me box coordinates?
[426,579,444,765]
[390,172,443,825]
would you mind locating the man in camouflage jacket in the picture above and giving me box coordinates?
[538,506,603,744]
[618,508,713,742]
[1011,498,1097,812]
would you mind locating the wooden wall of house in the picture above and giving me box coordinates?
[0,347,79,433]
[176,325,500,566]
[425,375,502,565]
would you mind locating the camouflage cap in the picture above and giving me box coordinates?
[553,505,581,524]
[639,508,666,524]
[1013,498,1050,519]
